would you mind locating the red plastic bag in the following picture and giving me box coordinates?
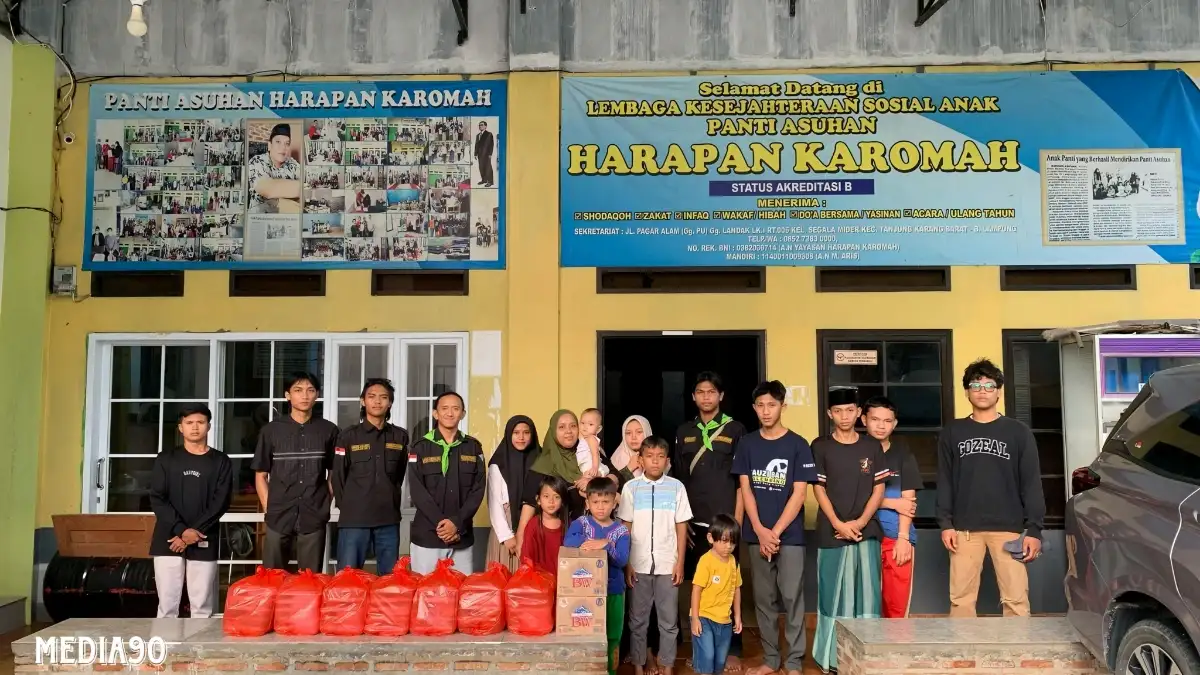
[222,567,287,636]
[457,562,510,636]
[274,570,328,636]
[320,567,376,636]
[365,556,423,636]
[411,559,464,636]
[504,558,556,636]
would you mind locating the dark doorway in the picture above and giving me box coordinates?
[598,332,765,458]
[600,331,766,641]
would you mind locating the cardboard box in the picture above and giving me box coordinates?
[557,547,608,597]
[556,595,607,636]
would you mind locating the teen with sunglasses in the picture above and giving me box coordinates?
[936,358,1046,618]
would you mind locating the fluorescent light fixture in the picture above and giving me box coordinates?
[127,0,148,37]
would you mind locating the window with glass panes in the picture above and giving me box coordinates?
[84,332,467,610]
[818,330,955,527]
[1003,330,1066,528]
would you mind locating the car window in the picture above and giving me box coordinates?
[1121,398,1200,484]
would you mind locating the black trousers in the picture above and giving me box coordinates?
[477,155,494,184]
[264,526,326,573]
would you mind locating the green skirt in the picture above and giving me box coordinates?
[813,540,883,671]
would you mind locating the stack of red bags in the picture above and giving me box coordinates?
[366,557,424,636]
[221,556,557,637]
[458,562,511,636]
[504,559,555,636]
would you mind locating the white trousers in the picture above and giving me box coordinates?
[153,556,218,618]
[410,544,474,575]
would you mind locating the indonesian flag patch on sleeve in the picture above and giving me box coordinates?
[334,447,346,455]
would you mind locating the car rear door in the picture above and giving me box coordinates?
[1114,384,1200,647]
[1175,488,1200,644]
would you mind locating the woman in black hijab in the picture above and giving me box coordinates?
[485,415,540,571]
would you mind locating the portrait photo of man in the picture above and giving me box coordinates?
[472,118,497,188]
[246,121,303,214]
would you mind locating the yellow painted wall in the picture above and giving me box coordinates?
[41,75,513,527]
[3,41,55,614]
[38,65,1200,530]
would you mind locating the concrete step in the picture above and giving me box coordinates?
[0,596,27,635]
[13,619,607,673]
[836,616,1101,674]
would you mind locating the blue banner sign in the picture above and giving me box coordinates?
[560,71,1200,267]
[86,80,506,270]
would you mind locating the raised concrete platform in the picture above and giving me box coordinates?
[835,616,1104,674]
[12,618,607,673]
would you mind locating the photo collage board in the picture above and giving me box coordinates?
[85,81,505,270]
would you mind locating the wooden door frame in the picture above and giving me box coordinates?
[815,329,956,424]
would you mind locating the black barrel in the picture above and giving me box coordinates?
[43,555,179,620]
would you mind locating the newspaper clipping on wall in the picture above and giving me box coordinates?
[1042,149,1185,246]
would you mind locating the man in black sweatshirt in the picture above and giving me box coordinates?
[149,404,233,618]
[332,378,409,575]
[936,358,1045,618]
[407,391,486,574]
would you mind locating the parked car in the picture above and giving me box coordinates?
[1066,363,1200,675]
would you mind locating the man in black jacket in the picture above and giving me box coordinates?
[332,378,409,575]
[408,391,486,574]
[937,358,1046,618]
[674,371,748,671]
[149,404,232,618]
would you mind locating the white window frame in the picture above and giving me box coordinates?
[81,331,470,521]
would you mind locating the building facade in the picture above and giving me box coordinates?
[6,0,1200,624]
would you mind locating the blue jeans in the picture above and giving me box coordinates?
[337,525,400,575]
[692,617,733,674]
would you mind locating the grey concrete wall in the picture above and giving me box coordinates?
[17,0,1200,77]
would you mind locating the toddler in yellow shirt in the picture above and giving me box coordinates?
[689,514,743,675]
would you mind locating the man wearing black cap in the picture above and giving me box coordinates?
[247,122,301,213]
[810,387,888,674]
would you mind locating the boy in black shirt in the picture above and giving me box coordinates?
[861,396,922,619]
[333,378,409,574]
[252,372,340,573]
[408,391,486,574]
[732,381,817,675]
[937,359,1045,618]
[811,388,887,674]
[149,404,232,618]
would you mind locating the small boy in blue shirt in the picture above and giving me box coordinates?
[564,477,631,675]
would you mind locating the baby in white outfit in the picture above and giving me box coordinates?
[576,408,609,477]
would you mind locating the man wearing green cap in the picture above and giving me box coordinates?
[673,371,747,670]
[408,391,486,574]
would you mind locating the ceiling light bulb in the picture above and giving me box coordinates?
[127,5,148,37]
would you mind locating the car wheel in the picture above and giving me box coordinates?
[1117,619,1200,675]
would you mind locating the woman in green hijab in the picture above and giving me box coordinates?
[515,410,593,555]
[530,409,584,486]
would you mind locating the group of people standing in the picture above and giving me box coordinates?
[147,357,1045,675]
